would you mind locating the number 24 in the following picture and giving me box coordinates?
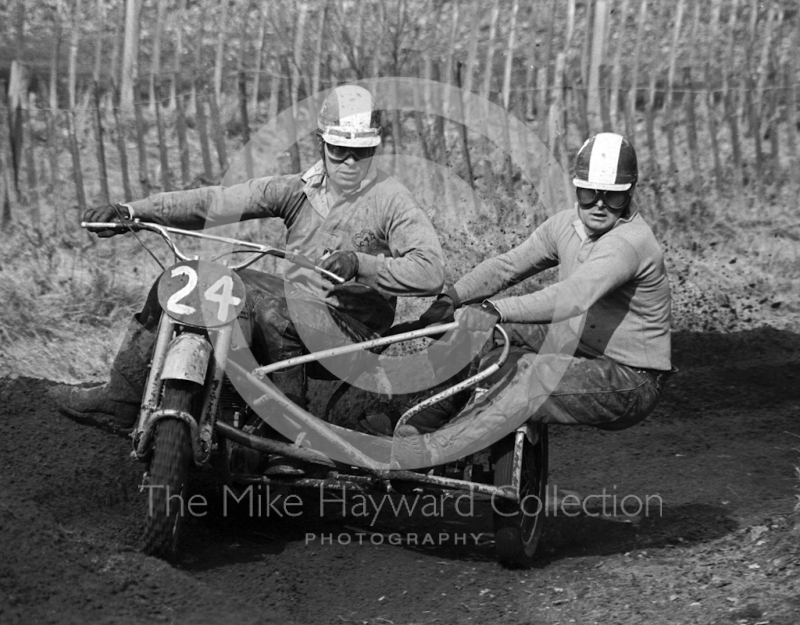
[166,265,241,322]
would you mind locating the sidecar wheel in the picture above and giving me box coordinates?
[142,384,193,560]
[491,423,548,568]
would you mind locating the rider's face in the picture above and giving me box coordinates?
[325,143,374,194]
[576,190,629,236]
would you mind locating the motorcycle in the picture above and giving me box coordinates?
[83,220,549,568]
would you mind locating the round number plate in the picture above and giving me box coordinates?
[157,260,247,328]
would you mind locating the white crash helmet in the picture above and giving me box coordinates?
[317,85,382,148]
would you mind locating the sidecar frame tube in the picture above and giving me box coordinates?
[229,472,518,502]
[252,321,461,378]
[216,421,337,468]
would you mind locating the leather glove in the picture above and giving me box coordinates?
[418,294,456,327]
[320,251,359,282]
[455,301,502,333]
[83,203,133,238]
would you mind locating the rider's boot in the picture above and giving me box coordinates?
[264,364,308,476]
[48,316,154,434]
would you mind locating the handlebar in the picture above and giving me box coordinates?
[81,221,345,283]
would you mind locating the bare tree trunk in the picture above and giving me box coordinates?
[43,100,60,187]
[311,0,328,96]
[722,0,741,166]
[443,0,459,111]
[133,81,150,195]
[92,81,110,204]
[540,0,557,121]
[455,61,474,189]
[704,63,723,193]
[92,0,104,84]
[501,0,519,111]
[286,3,308,174]
[580,0,594,87]
[645,74,659,174]
[170,0,186,110]
[292,2,309,106]
[625,0,648,146]
[120,0,141,113]
[23,104,41,223]
[213,0,230,102]
[175,89,190,187]
[148,0,167,113]
[208,88,228,173]
[609,0,632,128]
[111,86,132,201]
[190,0,208,113]
[586,0,609,132]
[66,108,87,212]
[109,1,122,87]
[194,89,214,181]
[252,4,269,112]
[565,0,577,50]
[480,0,500,101]
[268,65,280,121]
[154,82,171,191]
[682,67,701,195]
[463,0,480,94]
[665,0,686,176]
[68,0,82,109]
[49,1,64,111]
[754,2,778,125]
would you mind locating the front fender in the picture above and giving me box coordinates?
[161,333,211,385]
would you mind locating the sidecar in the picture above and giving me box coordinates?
[214,323,549,569]
[83,220,548,567]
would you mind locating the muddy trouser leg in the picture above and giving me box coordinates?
[498,323,663,430]
[50,279,162,430]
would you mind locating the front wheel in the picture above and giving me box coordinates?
[492,423,548,568]
[142,382,194,559]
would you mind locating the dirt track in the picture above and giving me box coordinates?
[1,327,799,625]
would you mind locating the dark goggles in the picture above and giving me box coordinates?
[576,187,631,210]
[324,143,376,163]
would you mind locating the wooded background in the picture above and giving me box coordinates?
[1,0,798,230]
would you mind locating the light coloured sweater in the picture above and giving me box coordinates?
[452,206,672,371]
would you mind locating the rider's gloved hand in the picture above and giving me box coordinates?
[320,251,359,282]
[455,301,502,333]
[83,203,133,238]
[419,293,456,327]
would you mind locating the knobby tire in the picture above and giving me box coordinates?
[142,383,193,559]
[492,424,549,568]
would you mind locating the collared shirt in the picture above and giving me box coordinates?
[452,204,672,370]
[128,160,445,306]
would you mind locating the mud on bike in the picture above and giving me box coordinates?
[83,220,548,568]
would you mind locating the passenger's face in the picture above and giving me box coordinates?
[575,187,630,236]
[325,143,375,194]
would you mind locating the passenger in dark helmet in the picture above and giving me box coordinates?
[393,132,673,437]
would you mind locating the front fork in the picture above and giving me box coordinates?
[131,313,233,467]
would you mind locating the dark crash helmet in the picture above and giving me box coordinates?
[573,132,638,191]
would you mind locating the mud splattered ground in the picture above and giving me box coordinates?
[1,327,799,625]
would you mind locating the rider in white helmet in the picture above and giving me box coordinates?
[411,132,672,436]
[50,85,445,469]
